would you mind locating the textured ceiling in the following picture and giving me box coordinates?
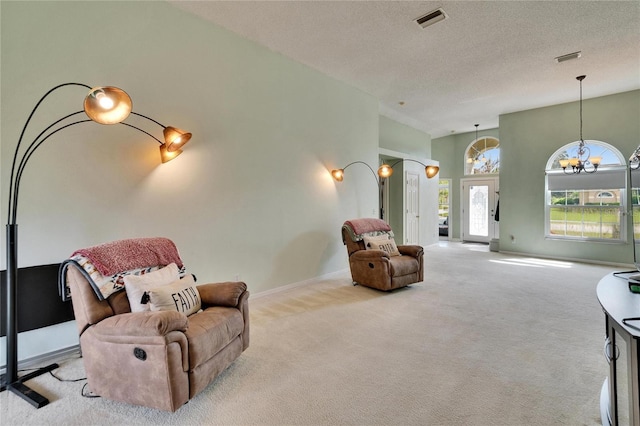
[169,0,640,139]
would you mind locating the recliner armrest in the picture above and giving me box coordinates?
[198,281,248,308]
[398,245,423,258]
[350,249,390,260]
[93,311,188,337]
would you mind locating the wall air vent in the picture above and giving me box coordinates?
[555,51,582,63]
[415,8,447,29]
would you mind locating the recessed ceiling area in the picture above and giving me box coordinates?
[168,1,640,138]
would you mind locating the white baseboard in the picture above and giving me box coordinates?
[0,345,80,376]
[499,249,634,269]
[251,268,350,299]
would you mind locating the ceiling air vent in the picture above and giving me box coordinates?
[555,51,582,63]
[415,8,447,29]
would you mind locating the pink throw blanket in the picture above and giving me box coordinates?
[72,237,184,276]
[344,218,391,235]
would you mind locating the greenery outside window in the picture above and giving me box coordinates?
[438,179,450,221]
[545,140,626,242]
[632,172,640,243]
[438,179,450,237]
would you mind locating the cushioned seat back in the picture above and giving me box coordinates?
[342,218,393,256]
[342,227,365,256]
[62,237,186,335]
[106,289,133,315]
[66,266,119,335]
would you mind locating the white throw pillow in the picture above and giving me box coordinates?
[363,234,401,256]
[124,263,180,312]
[149,274,201,316]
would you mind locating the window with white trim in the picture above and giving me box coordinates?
[438,179,450,234]
[545,140,626,241]
[464,136,499,175]
[631,168,640,244]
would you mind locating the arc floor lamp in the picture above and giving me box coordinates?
[331,161,384,218]
[332,159,439,219]
[1,82,191,408]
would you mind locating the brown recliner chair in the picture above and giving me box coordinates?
[342,218,423,291]
[61,238,249,412]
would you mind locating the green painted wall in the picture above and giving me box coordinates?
[379,115,431,158]
[1,1,379,362]
[433,89,640,260]
[499,89,640,264]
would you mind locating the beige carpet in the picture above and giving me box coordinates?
[0,242,618,425]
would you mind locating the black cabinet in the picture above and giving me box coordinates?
[597,273,640,425]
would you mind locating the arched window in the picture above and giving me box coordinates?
[596,191,615,199]
[464,136,499,175]
[545,140,626,241]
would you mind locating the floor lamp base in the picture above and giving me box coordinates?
[0,362,59,408]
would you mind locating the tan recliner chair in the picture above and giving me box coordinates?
[342,218,423,291]
[61,239,249,412]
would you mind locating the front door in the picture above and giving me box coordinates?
[462,178,498,243]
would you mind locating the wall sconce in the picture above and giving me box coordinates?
[377,159,439,179]
[2,82,191,408]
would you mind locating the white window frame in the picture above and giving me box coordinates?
[545,140,627,243]
[464,136,500,176]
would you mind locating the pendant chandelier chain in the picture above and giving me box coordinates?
[579,76,583,143]
[559,75,599,174]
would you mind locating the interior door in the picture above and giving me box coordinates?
[381,177,388,221]
[405,171,420,244]
[462,178,498,243]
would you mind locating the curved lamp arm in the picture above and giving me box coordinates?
[11,116,187,223]
[11,118,93,224]
[7,84,192,224]
[7,83,91,225]
[379,158,440,179]
[120,121,184,164]
[331,160,383,219]
[331,161,379,187]
[130,111,192,153]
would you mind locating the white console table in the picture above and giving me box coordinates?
[597,272,640,425]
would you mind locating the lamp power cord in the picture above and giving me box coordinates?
[17,358,100,399]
